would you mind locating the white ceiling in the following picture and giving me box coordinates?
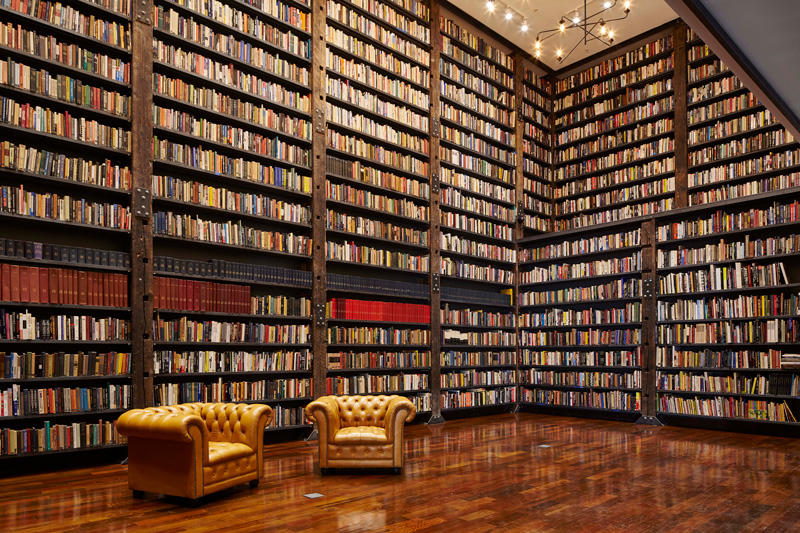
[447,0,679,70]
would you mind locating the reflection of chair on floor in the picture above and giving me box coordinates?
[117,403,273,499]
[305,395,416,473]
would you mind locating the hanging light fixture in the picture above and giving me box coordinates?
[535,0,632,63]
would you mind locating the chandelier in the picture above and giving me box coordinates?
[484,0,632,63]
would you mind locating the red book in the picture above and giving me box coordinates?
[70,269,77,305]
[29,267,39,304]
[86,271,93,306]
[0,263,9,301]
[19,266,30,303]
[10,265,20,302]
[152,277,160,309]
[122,276,128,307]
[39,267,48,303]
[102,273,109,307]
[169,278,176,310]
[192,281,200,311]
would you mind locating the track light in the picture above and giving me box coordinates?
[520,20,529,32]
[486,0,495,13]
[603,0,612,7]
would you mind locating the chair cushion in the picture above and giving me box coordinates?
[207,441,253,465]
[333,426,388,445]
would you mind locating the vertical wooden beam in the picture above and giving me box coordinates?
[427,0,443,423]
[673,22,689,209]
[638,218,659,423]
[310,0,328,399]
[548,77,557,233]
[131,0,154,408]
[513,53,525,409]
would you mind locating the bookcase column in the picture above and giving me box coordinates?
[131,0,155,408]
[513,53,525,409]
[673,22,689,208]
[639,218,659,423]
[427,0,443,423]
[311,0,328,399]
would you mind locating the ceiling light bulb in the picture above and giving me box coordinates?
[534,38,540,48]
[600,24,606,35]
[486,0,495,13]
[535,49,541,58]
[603,1,612,8]
[559,22,565,32]
[505,9,513,21]
[624,0,631,9]
[556,48,563,58]
[608,30,614,39]
[521,20,529,32]
[572,15,580,24]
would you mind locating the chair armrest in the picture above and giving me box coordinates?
[236,403,273,451]
[117,407,205,444]
[383,396,416,442]
[305,396,341,443]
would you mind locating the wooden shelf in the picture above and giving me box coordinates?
[325,16,430,69]
[0,123,129,158]
[0,167,131,199]
[518,296,642,310]
[326,172,430,203]
[521,321,643,331]
[326,199,430,227]
[439,70,512,111]
[520,270,643,289]
[325,367,431,374]
[439,137,515,170]
[0,83,130,124]
[325,94,430,137]
[152,196,312,230]
[153,234,312,259]
[154,370,311,379]
[0,212,129,235]
[657,283,800,299]
[326,120,428,158]
[520,245,645,266]
[325,68,428,113]
[441,383,515,392]
[325,259,429,276]
[0,375,130,384]
[326,41,428,91]
[155,309,311,321]
[439,94,515,133]
[325,146,428,181]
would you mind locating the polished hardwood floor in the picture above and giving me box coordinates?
[1,413,800,532]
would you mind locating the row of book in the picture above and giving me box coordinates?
[439,187,514,222]
[657,262,790,293]
[154,378,312,405]
[153,256,312,287]
[520,348,642,368]
[440,233,515,263]
[326,241,429,271]
[0,419,124,457]
[440,212,513,242]
[656,294,800,321]
[522,388,641,411]
[326,131,428,177]
[656,319,799,345]
[0,185,132,229]
[326,180,429,221]
[327,210,428,246]
[326,154,429,198]
[153,319,309,343]
[657,372,799,396]
[553,159,675,199]
[441,350,515,367]
[0,312,129,341]
[689,130,794,168]
[441,387,516,409]
[688,110,777,147]
[519,278,641,306]
[521,329,641,346]
[0,351,130,379]
[440,82,512,129]
[523,370,641,389]
[439,17,512,71]
[0,264,128,307]
[0,142,131,192]
[656,234,800,269]
[440,307,514,328]
[555,197,674,231]
[326,272,427,298]
[325,373,428,394]
[0,384,130,416]
[441,286,512,306]
[327,298,430,323]
[519,229,641,263]
[327,104,429,154]
[441,257,513,284]
[656,347,782,369]
[689,172,800,206]
[657,395,796,422]
[658,201,800,240]
[327,350,430,370]
[441,370,514,388]
[153,349,311,374]
[519,303,641,327]
[442,330,515,346]
[326,326,428,345]
[521,254,642,284]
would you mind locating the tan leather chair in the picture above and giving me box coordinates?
[305,395,416,473]
[116,403,272,499]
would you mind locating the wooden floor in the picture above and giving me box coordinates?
[2,413,800,532]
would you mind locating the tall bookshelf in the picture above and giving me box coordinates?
[517,221,645,418]
[437,11,517,414]
[685,28,800,206]
[655,188,800,427]
[551,29,677,231]
[0,0,134,458]
[149,0,315,431]
[519,60,553,236]
[323,0,433,414]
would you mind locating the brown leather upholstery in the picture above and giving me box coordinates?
[305,395,415,471]
[116,403,272,499]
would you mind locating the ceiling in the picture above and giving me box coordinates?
[448,0,679,70]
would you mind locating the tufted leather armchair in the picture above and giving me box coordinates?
[116,403,272,500]
[305,395,416,473]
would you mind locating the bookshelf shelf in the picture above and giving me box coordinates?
[440,344,516,350]
[657,412,799,426]
[326,120,428,158]
[441,384,514,392]
[558,130,674,167]
[325,367,431,374]
[152,197,312,231]
[325,259,430,276]
[521,403,640,414]
[0,123,130,158]
[325,17,429,69]
[438,225,512,246]
[0,44,129,89]
[326,318,430,327]
[0,444,128,461]
[439,71,512,111]
[438,138,515,169]
[0,302,130,313]
[518,297,642,310]
[153,342,313,348]
[0,409,127,422]
[657,389,800,401]
[438,160,514,189]
[154,310,311,321]
[153,270,311,290]
[325,173,429,203]
[73,0,131,21]
[324,69,428,113]
[0,6,131,56]
[326,42,428,91]
[657,283,800,298]
[0,213,130,235]
[520,270,643,289]
[657,367,796,373]
[439,95,514,132]
[521,384,641,393]
[325,94,430,137]
[326,344,430,350]
[325,147,428,181]
[686,86,752,110]
[152,235,311,259]
[520,364,643,371]
[0,375,130,384]
[520,322,643,331]
[153,371,311,379]
[556,89,675,132]
[0,84,131,124]
[441,364,516,371]
[0,168,131,199]
[326,287,428,302]
[441,324,516,331]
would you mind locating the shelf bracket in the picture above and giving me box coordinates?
[642,278,654,299]
[314,303,326,327]
[314,108,325,134]
[133,188,151,218]
[431,172,440,194]
[135,0,152,24]
[431,273,440,293]
[517,200,525,222]
[431,117,440,137]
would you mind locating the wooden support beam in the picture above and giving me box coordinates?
[130,0,154,408]
[311,0,328,399]
[673,22,689,209]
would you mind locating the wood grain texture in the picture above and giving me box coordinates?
[2,413,800,532]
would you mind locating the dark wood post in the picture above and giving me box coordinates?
[673,22,689,208]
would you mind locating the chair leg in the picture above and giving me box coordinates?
[320,467,330,475]
[132,490,145,499]
[249,479,259,488]
[392,467,402,474]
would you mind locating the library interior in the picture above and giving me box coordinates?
[0,0,799,530]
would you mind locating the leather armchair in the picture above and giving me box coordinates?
[305,395,416,473]
[116,403,272,499]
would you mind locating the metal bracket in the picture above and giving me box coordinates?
[314,303,326,327]
[635,415,664,426]
[135,0,152,24]
[517,200,525,222]
[431,117,440,137]
[314,108,325,134]
[431,273,440,293]
[431,172,440,194]
[642,278,654,298]
[133,188,151,218]
[426,414,445,425]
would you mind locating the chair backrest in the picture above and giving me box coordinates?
[333,395,393,428]
[194,403,253,445]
